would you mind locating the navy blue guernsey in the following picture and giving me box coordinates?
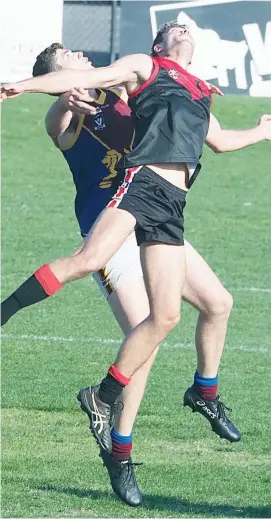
[60,89,135,236]
[120,57,222,187]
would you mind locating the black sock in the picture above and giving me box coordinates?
[98,374,125,405]
[1,275,48,326]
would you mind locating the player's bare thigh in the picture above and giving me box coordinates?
[81,207,136,267]
[183,240,233,314]
[97,235,231,326]
[108,277,150,335]
[92,232,149,334]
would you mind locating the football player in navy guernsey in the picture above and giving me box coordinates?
[2,23,271,501]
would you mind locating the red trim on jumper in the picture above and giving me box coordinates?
[114,96,131,116]
[129,58,160,98]
[107,166,141,208]
[153,57,222,101]
[34,264,63,296]
[108,364,131,386]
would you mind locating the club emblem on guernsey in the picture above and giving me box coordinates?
[100,149,122,188]
[94,109,106,131]
[168,69,180,79]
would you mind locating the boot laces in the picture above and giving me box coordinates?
[118,458,143,484]
[216,395,232,420]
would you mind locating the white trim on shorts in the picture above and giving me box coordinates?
[107,166,142,209]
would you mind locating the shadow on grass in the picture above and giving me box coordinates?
[36,483,271,518]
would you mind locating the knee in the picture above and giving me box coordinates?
[73,251,102,277]
[205,289,233,319]
[218,290,233,317]
[163,312,181,335]
[153,310,180,338]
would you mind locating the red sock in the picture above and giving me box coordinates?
[34,264,63,296]
[108,364,131,385]
[98,365,131,406]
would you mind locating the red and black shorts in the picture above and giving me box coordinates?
[107,165,186,246]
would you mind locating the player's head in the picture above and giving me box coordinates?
[32,43,93,76]
[151,21,195,63]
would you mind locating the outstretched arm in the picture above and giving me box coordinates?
[1,54,151,98]
[206,113,271,153]
[45,89,97,138]
[45,94,75,138]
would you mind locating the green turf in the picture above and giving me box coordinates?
[1,94,271,518]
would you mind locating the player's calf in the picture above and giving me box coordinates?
[1,250,108,326]
[1,263,62,326]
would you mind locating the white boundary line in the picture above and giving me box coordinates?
[149,0,271,37]
[233,287,271,293]
[0,333,121,345]
[1,333,269,353]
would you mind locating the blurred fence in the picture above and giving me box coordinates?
[63,0,121,66]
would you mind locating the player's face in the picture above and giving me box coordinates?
[165,25,195,53]
[55,49,94,70]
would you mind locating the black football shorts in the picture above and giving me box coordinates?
[107,165,186,246]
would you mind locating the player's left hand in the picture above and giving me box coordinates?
[0,83,25,100]
[258,114,271,140]
[68,88,99,115]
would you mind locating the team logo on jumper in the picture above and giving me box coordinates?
[100,149,122,188]
[94,109,106,130]
[168,69,180,79]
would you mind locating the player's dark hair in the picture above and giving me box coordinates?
[32,42,64,77]
[151,20,187,56]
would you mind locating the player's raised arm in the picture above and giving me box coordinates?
[1,54,152,98]
[45,88,97,139]
[206,113,271,153]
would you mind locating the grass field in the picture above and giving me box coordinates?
[1,94,271,518]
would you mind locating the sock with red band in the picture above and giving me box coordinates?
[111,428,133,461]
[193,370,218,400]
[98,364,131,406]
[1,264,62,326]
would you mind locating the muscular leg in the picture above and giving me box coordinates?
[80,242,187,455]
[84,241,186,505]
[107,274,158,436]
[114,242,186,377]
[183,240,233,377]
[182,241,240,442]
[111,240,237,446]
[50,208,136,283]
[103,239,232,436]
[89,269,158,509]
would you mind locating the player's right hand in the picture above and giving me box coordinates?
[0,83,25,100]
[59,88,98,115]
[258,114,271,141]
